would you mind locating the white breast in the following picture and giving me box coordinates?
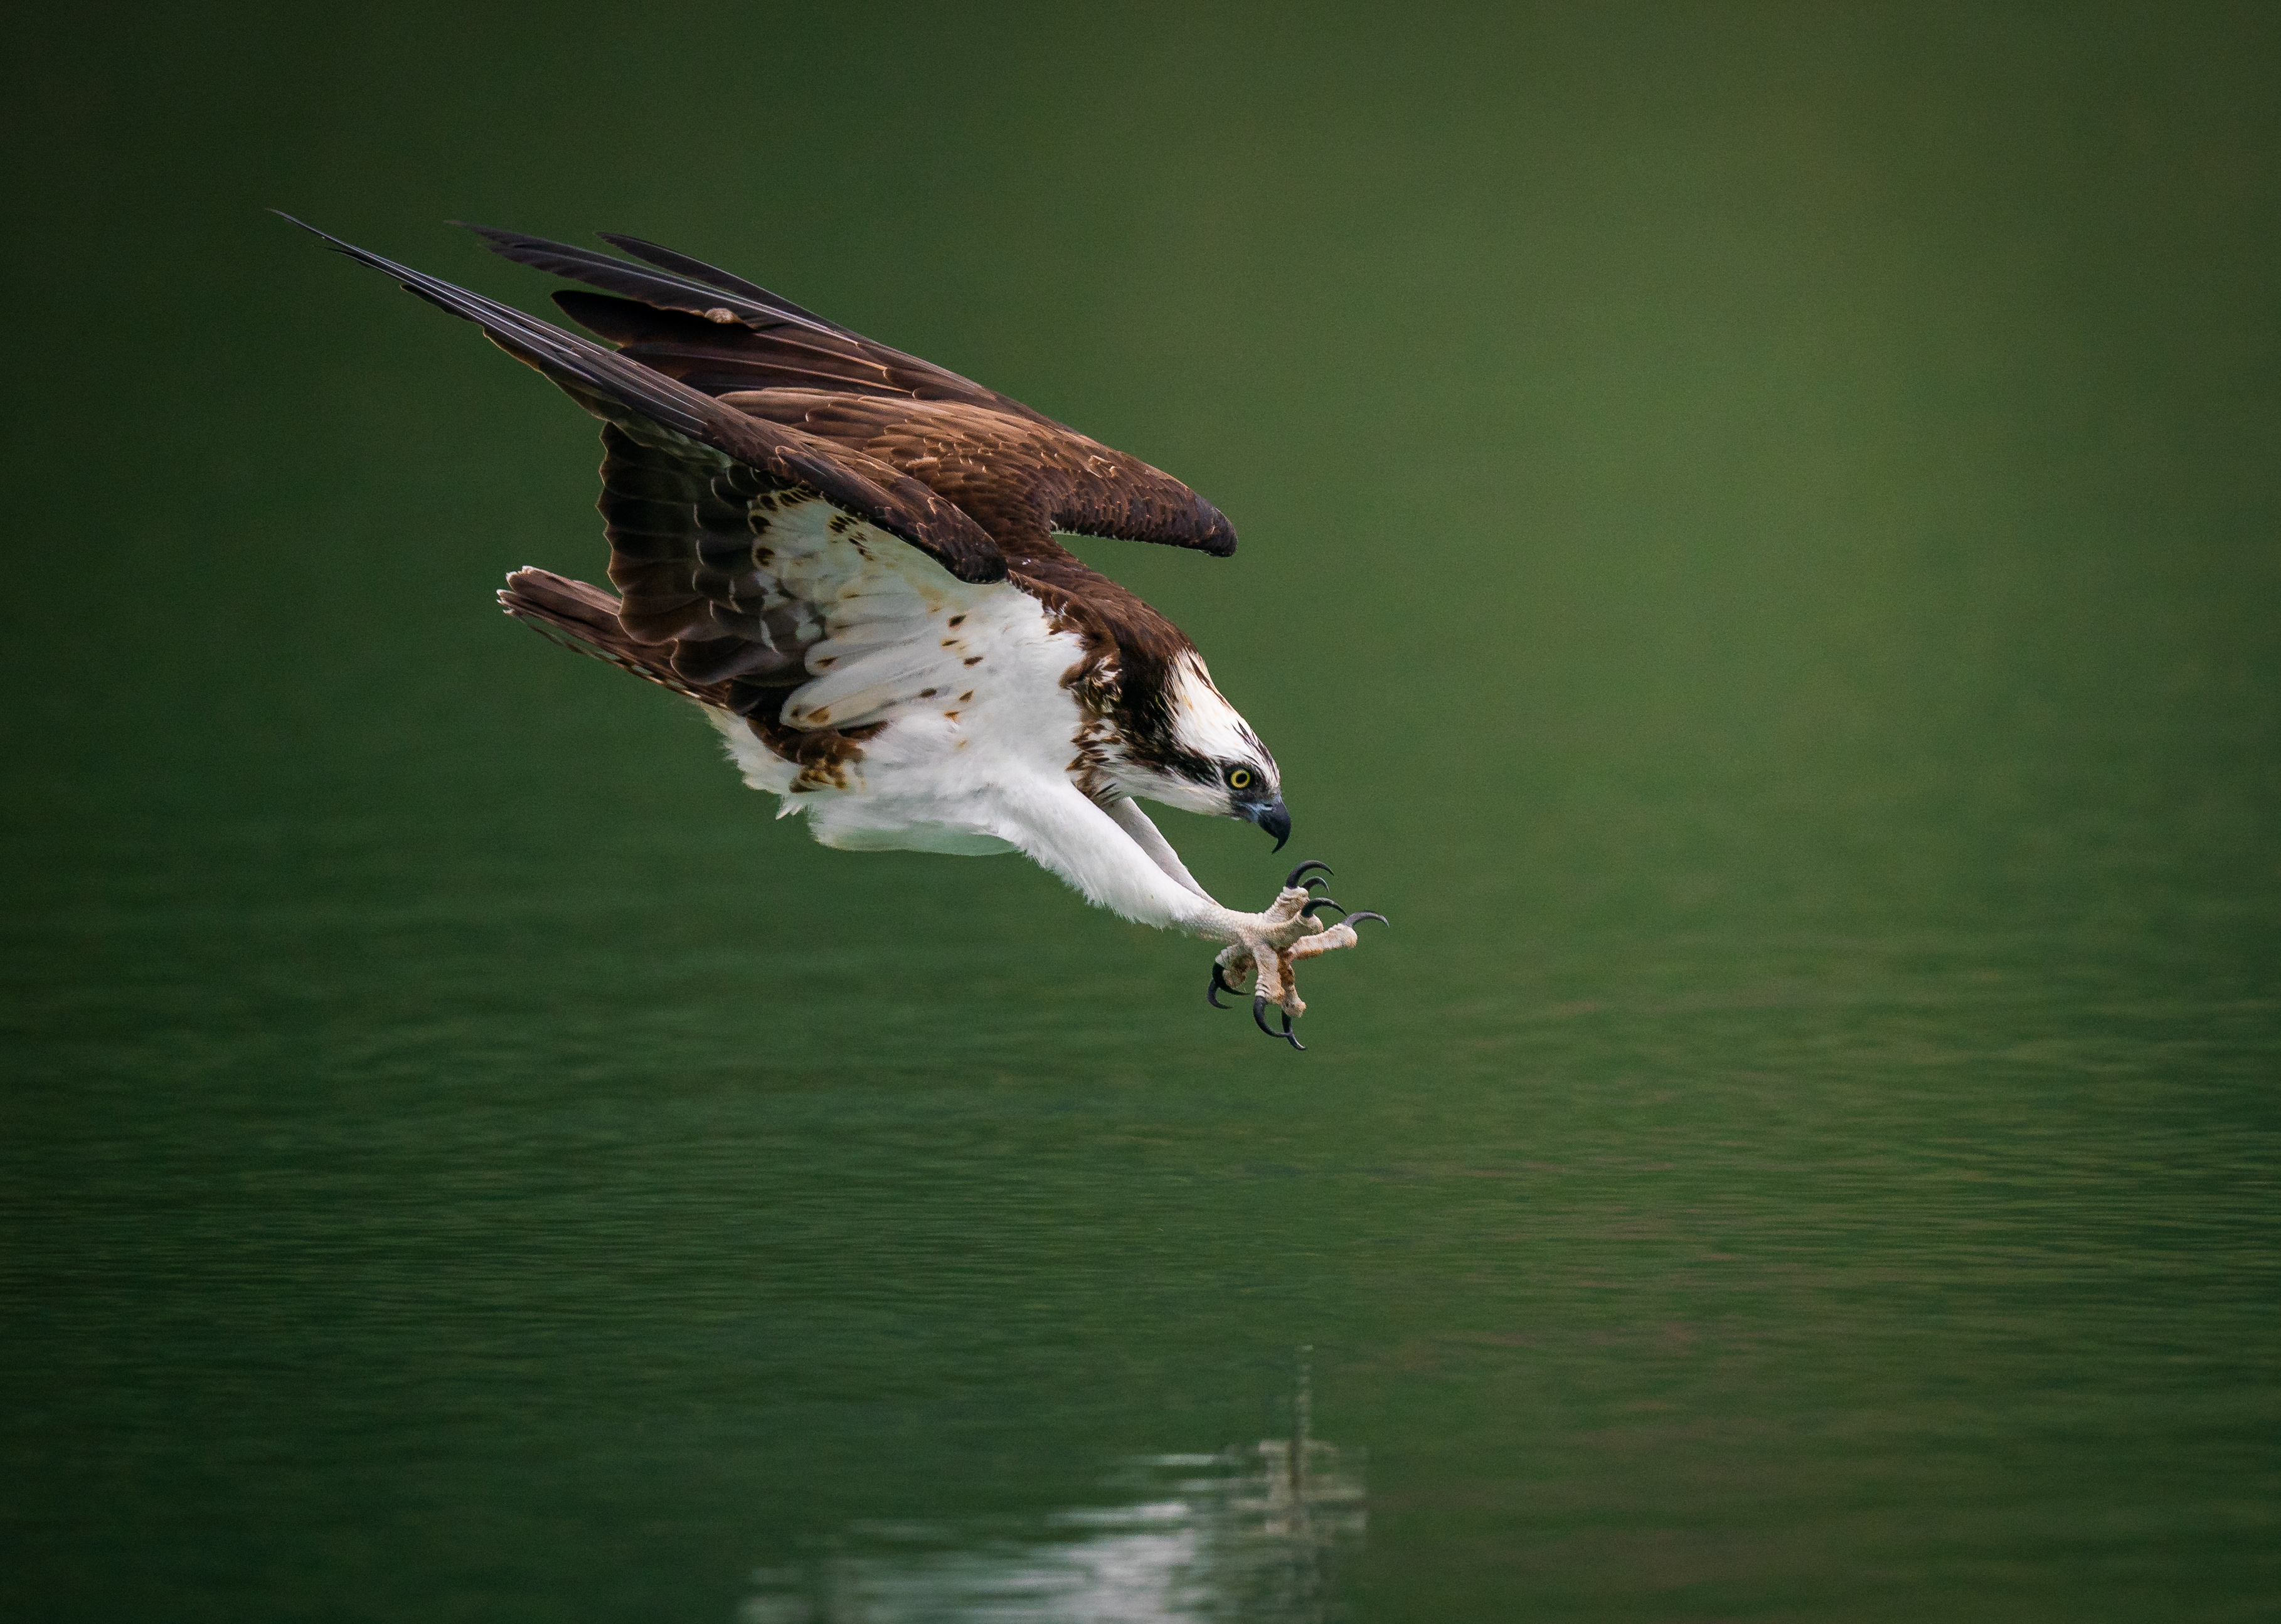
[701,503,1092,857]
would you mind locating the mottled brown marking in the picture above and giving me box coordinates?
[752,714,881,786]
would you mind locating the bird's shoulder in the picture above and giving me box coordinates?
[720,390,1236,563]
[995,544,1196,722]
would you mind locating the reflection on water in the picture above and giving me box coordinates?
[739,1359,1364,1624]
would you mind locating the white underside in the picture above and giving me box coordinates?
[698,503,1228,933]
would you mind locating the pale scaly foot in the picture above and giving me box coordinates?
[1205,860,1388,1049]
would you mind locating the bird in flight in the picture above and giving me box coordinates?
[288,217,1385,1048]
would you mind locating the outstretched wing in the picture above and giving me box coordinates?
[463,225,1238,563]
[290,218,1045,774]
[285,216,1005,586]
[461,223,1051,421]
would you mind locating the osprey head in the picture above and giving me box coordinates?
[1115,654,1289,849]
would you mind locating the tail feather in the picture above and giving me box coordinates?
[498,567,708,702]
[498,569,882,774]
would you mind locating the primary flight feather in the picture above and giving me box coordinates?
[288,216,1384,1047]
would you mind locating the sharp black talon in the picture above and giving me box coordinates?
[1345,910,1390,928]
[1252,994,1307,1050]
[1300,898,1344,920]
[1208,962,1236,1008]
[1285,859,1332,888]
[1300,876,1331,894]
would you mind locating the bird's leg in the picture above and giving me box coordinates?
[1200,861,1388,1049]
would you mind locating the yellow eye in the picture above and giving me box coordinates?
[1228,768,1253,790]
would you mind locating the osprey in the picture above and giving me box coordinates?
[290,218,1385,1048]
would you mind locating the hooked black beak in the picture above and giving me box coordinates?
[1247,798,1291,852]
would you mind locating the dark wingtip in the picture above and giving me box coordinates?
[1204,509,1238,557]
[452,221,521,252]
[272,209,344,246]
[597,230,843,329]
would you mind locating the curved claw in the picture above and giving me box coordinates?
[1208,962,1237,1009]
[1285,859,1333,888]
[1299,897,1345,920]
[1252,995,1305,1050]
[1300,876,1332,895]
[1344,910,1390,929]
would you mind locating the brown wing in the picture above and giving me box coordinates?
[463,224,1056,423]
[494,412,945,785]
[463,226,1238,561]
[718,390,1237,565]
[289,216,1006,586]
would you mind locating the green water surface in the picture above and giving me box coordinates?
[6,6,2278,1620]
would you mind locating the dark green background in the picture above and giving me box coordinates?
[6,4,2277,1620]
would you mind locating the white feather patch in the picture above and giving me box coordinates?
[694,500,1232,931]
[784,642,954,728]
